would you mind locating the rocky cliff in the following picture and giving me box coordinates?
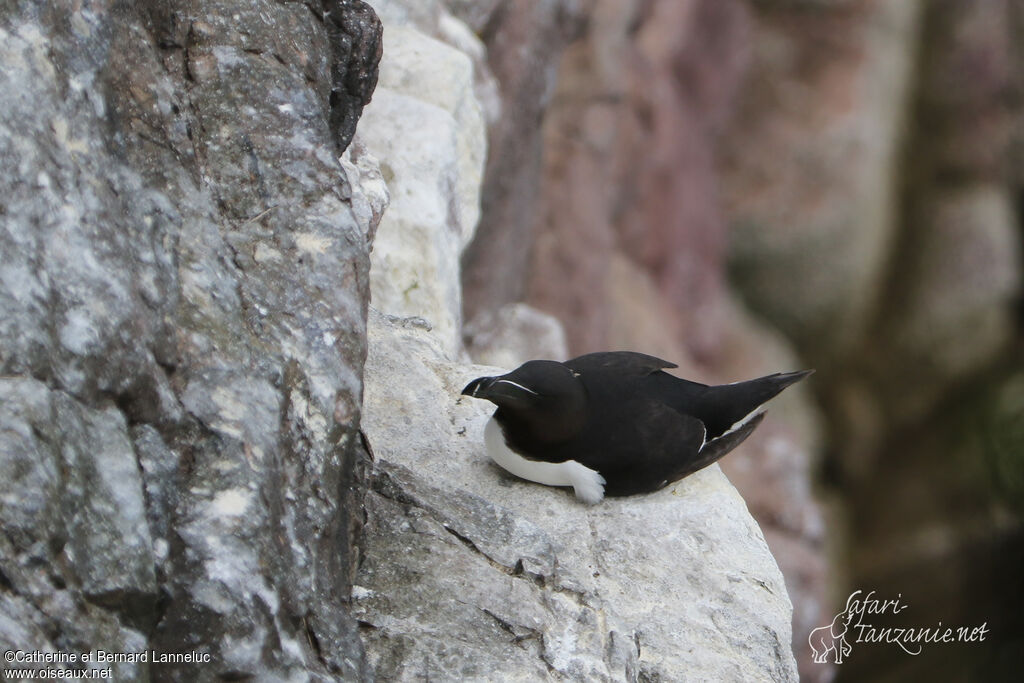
[1,1,381,679]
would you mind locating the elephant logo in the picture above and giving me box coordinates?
[809,592,858,665]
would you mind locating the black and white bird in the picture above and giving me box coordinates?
[462,351,812,504]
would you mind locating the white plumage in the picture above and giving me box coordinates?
[484,417,606,504]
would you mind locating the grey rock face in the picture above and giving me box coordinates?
[1,1,380,680]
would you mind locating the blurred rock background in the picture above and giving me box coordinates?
[457,0,1023,680]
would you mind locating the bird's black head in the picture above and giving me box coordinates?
[461,360,587,443]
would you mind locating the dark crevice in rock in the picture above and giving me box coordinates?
[46,571,65,592]
[512,558,548,590]
[268,363,312,625]
[358,428,376,462]
[301,614,327,669]
[0,565,13,592]
[83,588,158,635]
[317,0,382,152]
[368,465,419,506]
[480,607,543,647]
[153,353,179,379]
[104,379,161,428]
[441,523,489,558]
[150,586,174,641]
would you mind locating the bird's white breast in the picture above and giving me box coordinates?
[483,416,605,504]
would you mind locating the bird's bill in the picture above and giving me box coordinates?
[461,376,496,398]
[461,375,538,403]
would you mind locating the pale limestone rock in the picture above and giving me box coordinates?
[341,141,390,246]
[358,88,466,354]
[376,24,486,243]
[464,302,570,369]
[357,18,486,356]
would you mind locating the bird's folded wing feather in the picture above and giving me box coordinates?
[565,351,678,375]
[592,400,707,490]
[681,411,764,479]
[615,400,762,487]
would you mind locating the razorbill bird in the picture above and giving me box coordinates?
[462,351,812,504]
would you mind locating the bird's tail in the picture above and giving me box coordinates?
[696,370,813,439]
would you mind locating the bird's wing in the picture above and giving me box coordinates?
[565,351,678,375]
[599,398,768,496]
[591,398,707,495]
[683,412,764,478]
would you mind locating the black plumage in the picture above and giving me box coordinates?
[462,351,812,501]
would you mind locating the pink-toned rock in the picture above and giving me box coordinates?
[460,0,588,319]
[604,254,695,375]
[720,0,923,359]
[525,0,751,360]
